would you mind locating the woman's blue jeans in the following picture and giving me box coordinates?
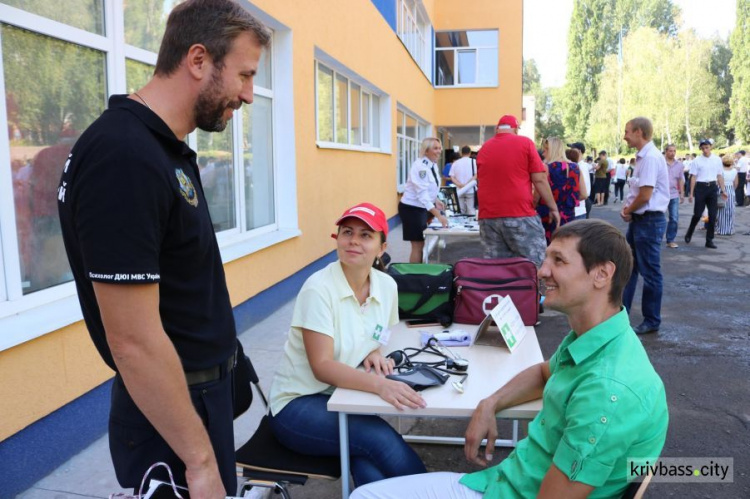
[269,394,426,487]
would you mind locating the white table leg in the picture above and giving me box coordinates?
[339,412,351,498]
[512,419,519,445]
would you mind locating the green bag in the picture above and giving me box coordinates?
[387,263,454,326]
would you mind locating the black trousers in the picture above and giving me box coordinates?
[604,174,612,203]
[686,182,718,243]
[736,172,746,206]
[109,369,237,494]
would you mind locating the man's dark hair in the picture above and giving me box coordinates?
[461,145,472,155]
[155,0,271,77]
[740,150,746,155]
[599,150,607,157]
[618,158,626,164]
[551,220,633,307]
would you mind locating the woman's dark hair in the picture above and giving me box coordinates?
[619,158,626,164]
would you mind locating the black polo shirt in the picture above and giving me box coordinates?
[58,95,236,372]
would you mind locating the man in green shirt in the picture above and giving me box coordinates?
[351,219,669,499]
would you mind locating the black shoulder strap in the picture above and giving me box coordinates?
[430,164,439,186]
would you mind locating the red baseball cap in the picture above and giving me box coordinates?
[335,202,388,236]
[497,115,519,129]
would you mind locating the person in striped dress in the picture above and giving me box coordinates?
[717,155,738,235]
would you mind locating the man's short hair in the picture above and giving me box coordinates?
[740,150,747,155]
[461,145,472,155]
[665,144,676,152]
[155,0,271,77]
[551,220,633,307]
[627,117,654,141]
[599,150,607,156]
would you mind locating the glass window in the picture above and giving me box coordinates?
[362,92,370,145]
[3,24,107,294]
[478,48,499,86]
[397,110,405,136]
[197,127,235,232]
[335,74,348,144]
[243,95,275,231]
[124,0,182,53]
[349,82,361,146]
[315,61,384,150]
[5,0,105,35]
[435,30,498,87]
[372,95,380,148]
[406,115,417,139]
[458,50,476,85]
[126,59,154,94]
[316,63,333,142]
[254,46,272,89]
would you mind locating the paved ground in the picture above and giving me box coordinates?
[17,198,750,498]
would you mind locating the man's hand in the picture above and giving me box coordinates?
[688,196,693,203]
[679,196,684,204]
[464,398,498,467]
[185,461,226,499]
[363,350,394,375]
[437,214,449,227]
[620,207,632,222]
[435,200,446,211]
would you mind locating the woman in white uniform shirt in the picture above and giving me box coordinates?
[398,138,449,262]
[268,203,427,487]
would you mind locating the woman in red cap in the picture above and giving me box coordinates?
[268,202,427,487]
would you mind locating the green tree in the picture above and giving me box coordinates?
[708,37,733,145]
[729,0,750,143]
[585,27,721,153]
[523,58,542,94]
[562,0,679,139]
[536,87,567,143]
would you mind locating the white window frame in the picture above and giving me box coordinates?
[396,0,432,80]
[314,49,390,154]
[434,29,499,88]
[395,105,430,192]
[0,1,299,351]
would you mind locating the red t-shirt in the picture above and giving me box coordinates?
[476,133,545,218]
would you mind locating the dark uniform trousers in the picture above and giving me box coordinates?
[109,366,236,494]
[737,172,746,207]
[686,182,719,243]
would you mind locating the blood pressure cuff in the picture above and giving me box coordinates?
[386,365,450,391]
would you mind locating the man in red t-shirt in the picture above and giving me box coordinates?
[476,115,560,266]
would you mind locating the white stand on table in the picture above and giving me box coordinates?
[328,322,543,498]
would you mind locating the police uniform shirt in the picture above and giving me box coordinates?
[58,95,236,372]
[689,154,722,183]
[401,157,441,211]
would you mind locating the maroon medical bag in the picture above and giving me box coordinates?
[453,257,539,326]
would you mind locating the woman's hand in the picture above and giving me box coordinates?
[363,350,394,375]
[376,378,427,410]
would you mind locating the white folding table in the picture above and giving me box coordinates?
[422,220,480,263]
[327,321,544,497]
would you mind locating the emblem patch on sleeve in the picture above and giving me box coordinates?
[419,170,427,179]
[175,168,199,207]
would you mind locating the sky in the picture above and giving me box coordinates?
[524,0,737,88]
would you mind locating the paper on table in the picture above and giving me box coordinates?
[488,295,527,353]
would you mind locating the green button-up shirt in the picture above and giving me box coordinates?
[460,308,668,498]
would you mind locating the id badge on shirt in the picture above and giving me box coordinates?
[371,324,391,345]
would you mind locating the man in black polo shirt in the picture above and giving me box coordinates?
[57,1,270,496]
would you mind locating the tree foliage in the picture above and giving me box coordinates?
[729,0,750,143]
[523,59,565,144]
[562,0,679,139]
[585,27,722,154]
